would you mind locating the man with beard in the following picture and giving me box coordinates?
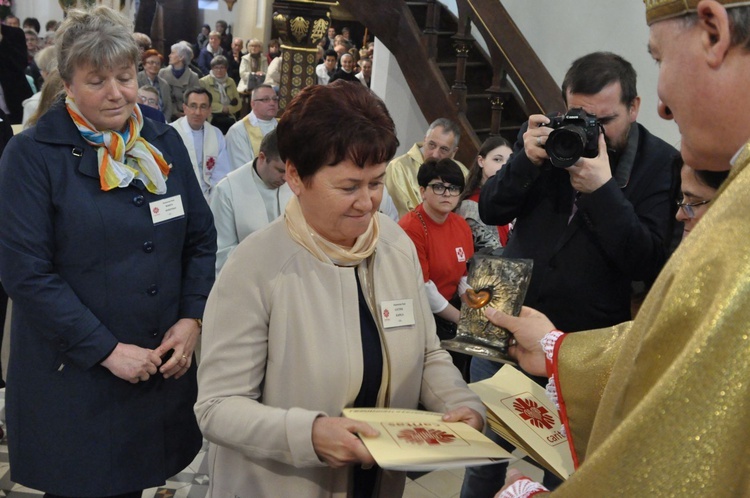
[480,51,677,333]
[462,51,678,497]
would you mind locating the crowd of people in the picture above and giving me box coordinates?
[0,1,746,497]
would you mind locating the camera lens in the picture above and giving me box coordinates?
[546,125,588,168]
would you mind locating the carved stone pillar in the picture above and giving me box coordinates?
[272,1,335,112]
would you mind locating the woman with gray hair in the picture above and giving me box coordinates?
[0,6,215,497]
[160,40,200,121]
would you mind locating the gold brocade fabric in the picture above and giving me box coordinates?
[556,321,633,465]
[553,142,750,496]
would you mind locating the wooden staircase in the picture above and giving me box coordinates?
[337,0,565,166]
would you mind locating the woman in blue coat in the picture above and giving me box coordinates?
[0,6,216,497]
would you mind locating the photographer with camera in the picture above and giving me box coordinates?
[461,52,678,497]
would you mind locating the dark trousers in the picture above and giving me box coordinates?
[210,113,235,135]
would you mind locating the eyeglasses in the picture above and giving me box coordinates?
[676,198,711,219]
[138,96,158,106]
[186,104,211,111]
[144,60,161,66]
[253,96,280,103]
[427,182,462,196]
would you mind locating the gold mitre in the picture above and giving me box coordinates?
[645,0,750,25]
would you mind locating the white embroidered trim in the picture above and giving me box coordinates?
[541,330,564,362]
[545,374,559,411]
[498,477,548,498]
[541,330,565,437]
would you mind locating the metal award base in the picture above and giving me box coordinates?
[441,336,516,365]
[441,255,534,364]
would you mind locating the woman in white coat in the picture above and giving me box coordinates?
[195,81,485,497]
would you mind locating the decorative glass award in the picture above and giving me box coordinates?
[441,255,533,364]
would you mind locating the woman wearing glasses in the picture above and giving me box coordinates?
[676,162,728,239]
[399,158,474,376]
[137,48,172,121]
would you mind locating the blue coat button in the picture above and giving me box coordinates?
[146,284,158,296]
[143,241,154,253]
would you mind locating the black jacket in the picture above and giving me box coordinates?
[479,121,678,331]
[0,24,33,124]
[330,68,358,83]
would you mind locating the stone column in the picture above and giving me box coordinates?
[272,0,335,112]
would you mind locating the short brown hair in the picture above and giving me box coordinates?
[277,81,399,183]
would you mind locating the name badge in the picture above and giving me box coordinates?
[380,299,416,329]
[149,195,185,225]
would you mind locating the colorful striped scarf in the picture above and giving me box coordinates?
[66,97,171,194]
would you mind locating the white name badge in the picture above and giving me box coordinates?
[380,299,416,329]
[149,195,185,225]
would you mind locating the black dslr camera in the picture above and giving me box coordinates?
[544,108,602,168]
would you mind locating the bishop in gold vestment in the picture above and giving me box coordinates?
[495,1,750,496]
[550,144,750,496]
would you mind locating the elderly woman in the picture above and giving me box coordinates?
[199,54,241,135]
[137,48,173,121]
[237,38,268,92]
[138,48,172,119]
[160,40,201,121]
[0,6,216,497]
[197,30,223,76]
[195,81,484,497]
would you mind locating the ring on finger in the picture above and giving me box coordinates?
[536,136,542,146]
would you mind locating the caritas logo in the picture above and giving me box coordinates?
[513,397,555,430]
[397,427,456,446]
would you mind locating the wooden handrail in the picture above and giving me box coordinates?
[338,0,480,165]
[457,0,564,115]
[337,0,565,164]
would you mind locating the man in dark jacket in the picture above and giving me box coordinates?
[462,51,679,498]
[480,52,678,333]
[0,23,33,124]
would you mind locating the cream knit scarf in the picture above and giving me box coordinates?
[284,195,379,266]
